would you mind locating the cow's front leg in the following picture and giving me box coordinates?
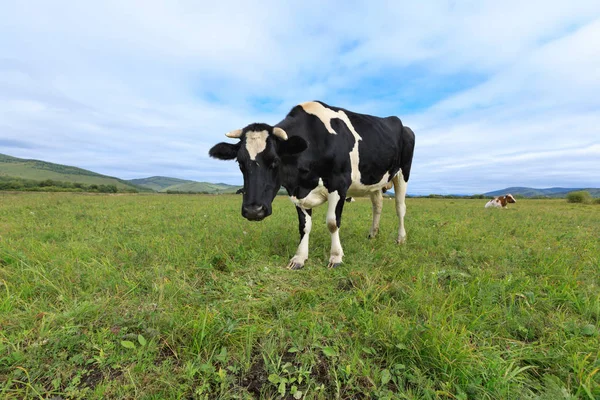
[326,190,345,268]
[287,207,312,270]
[368,189,383,238]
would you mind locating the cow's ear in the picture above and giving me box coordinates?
[278,136,307,156]
[209,142,239,160]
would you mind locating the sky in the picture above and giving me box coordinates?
[1,0,599,195]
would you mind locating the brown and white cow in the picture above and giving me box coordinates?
[485,194,516,208]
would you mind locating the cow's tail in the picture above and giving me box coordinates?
[399,126,415,182]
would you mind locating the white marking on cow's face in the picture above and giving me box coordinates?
[245,130,269,161]
[301,102,363,184]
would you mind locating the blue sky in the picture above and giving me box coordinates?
[1,0,599,194]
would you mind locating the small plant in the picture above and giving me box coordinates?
[566,191,592,203]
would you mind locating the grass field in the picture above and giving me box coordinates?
[0,193,598,399]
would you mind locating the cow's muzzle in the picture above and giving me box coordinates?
[242,204,267,221]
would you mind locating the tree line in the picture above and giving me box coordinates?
[0,176,137,193]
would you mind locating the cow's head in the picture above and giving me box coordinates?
[506,194,516,204]
[209,123,307,221]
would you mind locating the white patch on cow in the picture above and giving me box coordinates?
[245,130,269,161]
[326,190,340,232]
[393,171,408,244]
[347,172,391,197]
[485,199,502,208]
[329,229,343,264]
[289,208,312,266]
[326,190,344,264]
[301,101,363,185]
[289,178,328,209]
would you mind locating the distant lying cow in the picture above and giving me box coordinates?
[485,194,516,208]
[209,100,415,270]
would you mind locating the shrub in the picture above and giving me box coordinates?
[594,198,600,205]
[566,191,592,204]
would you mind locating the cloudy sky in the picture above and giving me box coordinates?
[1,1,599,194]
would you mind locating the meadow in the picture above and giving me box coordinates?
[0,192,598,399]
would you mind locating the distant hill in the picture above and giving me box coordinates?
[484,187,600,198]
[161,181,242,194]
[127,176,195,192]
[126,176,243,194]
[0,153,148,192]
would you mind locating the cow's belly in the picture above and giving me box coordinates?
[289,180,328,209]
[290,172,394,208]
[347,172,391,197]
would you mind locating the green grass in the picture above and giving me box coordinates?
[0,193,598,399]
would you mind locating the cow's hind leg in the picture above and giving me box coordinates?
[392,172,408,244]
[326,190,345,268]
[368,189,383,238]
[287,207,312,270]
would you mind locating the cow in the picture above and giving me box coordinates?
[209,101,415,269]
[485,194,516,208]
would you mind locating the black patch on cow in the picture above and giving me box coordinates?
[242,122,272,134]
[296,207,312,239]
[278,136,308,156]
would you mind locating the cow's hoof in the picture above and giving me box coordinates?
[287,262,304,270]
[327,262,342,269]
[396,237,406,244]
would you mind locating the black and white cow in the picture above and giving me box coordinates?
[209,101,415,269]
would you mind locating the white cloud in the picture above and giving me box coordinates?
[0,0,599,194]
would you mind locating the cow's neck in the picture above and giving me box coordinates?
[279,163,301,196]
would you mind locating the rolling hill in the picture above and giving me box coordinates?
[126,176,242,193]
[0,153,149,192]
[160,181,242,194]
[484,187,600,198]
[127,176,196,192]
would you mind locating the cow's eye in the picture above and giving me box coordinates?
[270,160,279,169]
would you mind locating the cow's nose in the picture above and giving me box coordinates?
[242,205,266,221]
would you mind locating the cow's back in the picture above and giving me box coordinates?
[278,101,409,194]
